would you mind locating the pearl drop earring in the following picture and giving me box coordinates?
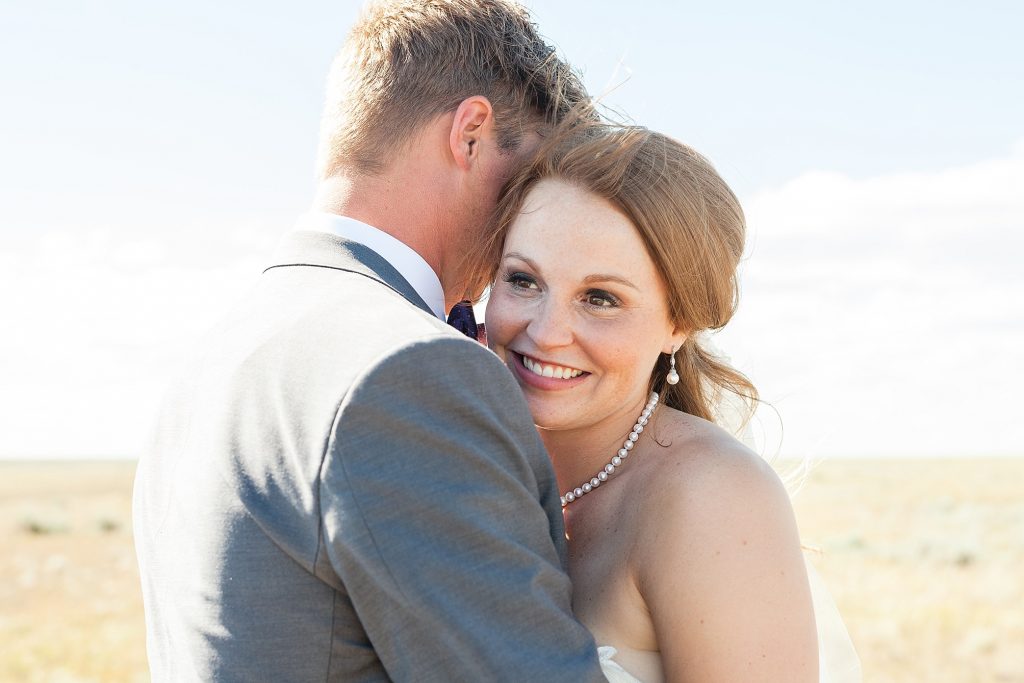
[666,346,680,385]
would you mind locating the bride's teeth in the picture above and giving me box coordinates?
[522,354,583,380]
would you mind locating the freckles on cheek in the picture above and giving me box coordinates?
[593,319,655,370]
[492,290,529,323]
[485,297,518,350]
[602,341,635,364]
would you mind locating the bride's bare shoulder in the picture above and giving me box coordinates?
[627,407,816,681]
[629,406,796,563]
[637,406,782,501]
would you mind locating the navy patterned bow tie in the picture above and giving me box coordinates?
[447,301,478,340]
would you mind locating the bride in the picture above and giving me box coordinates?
[467,123,861,682]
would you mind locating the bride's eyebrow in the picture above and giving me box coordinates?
[502,251,539,270]
[583,273,639,291]
[502,252,637,290]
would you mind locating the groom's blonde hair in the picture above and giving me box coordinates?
[317,0,587,178]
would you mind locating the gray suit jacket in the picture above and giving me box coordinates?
[133,229,605,681]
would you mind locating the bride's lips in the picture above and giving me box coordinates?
[508,352,590,390]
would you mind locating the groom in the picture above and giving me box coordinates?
[133,0,605,680]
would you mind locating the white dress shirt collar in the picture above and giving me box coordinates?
[294,211,446,320]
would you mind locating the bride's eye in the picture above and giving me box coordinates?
[585,289,620,308]
[503,271,539,291]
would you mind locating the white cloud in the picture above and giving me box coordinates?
[0,220,284,458]
[716,140,1024,458]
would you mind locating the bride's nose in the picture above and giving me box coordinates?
[525,298,574,349]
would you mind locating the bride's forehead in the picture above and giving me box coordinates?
[504,179,656,270]
[508,200,642,248]
[506,217,649,267]
[518,180,625,224]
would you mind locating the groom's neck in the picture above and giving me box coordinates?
[313,170,457,304]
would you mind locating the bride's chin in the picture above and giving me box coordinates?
[525,395,586,434]
[529,411,572,433]
[526,409,555,431]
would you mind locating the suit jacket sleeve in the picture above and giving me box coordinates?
[317,334,606,681]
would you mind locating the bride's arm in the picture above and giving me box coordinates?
[635,439,818,683]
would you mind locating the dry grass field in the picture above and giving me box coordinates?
[0,461,146,683]
[1,458,1021,682]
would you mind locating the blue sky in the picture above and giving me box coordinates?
[1,1,1022,458]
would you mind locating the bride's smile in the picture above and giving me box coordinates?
[509,351,590,387]
[519,353,586,380]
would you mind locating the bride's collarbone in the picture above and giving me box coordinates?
[564,452,665,622]
[565,409,732,567]
[566,439,693,541]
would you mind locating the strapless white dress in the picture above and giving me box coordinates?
[597,557,861,682]
[598,645,645,683]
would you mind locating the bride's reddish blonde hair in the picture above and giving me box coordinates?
[466,120,758,425]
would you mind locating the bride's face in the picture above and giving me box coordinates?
[485,178,682,433]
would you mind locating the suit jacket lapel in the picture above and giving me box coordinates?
[265,230,435,317]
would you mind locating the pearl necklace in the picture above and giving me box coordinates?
[560,391,659,507]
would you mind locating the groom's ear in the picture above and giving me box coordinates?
[449,96,493,171]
